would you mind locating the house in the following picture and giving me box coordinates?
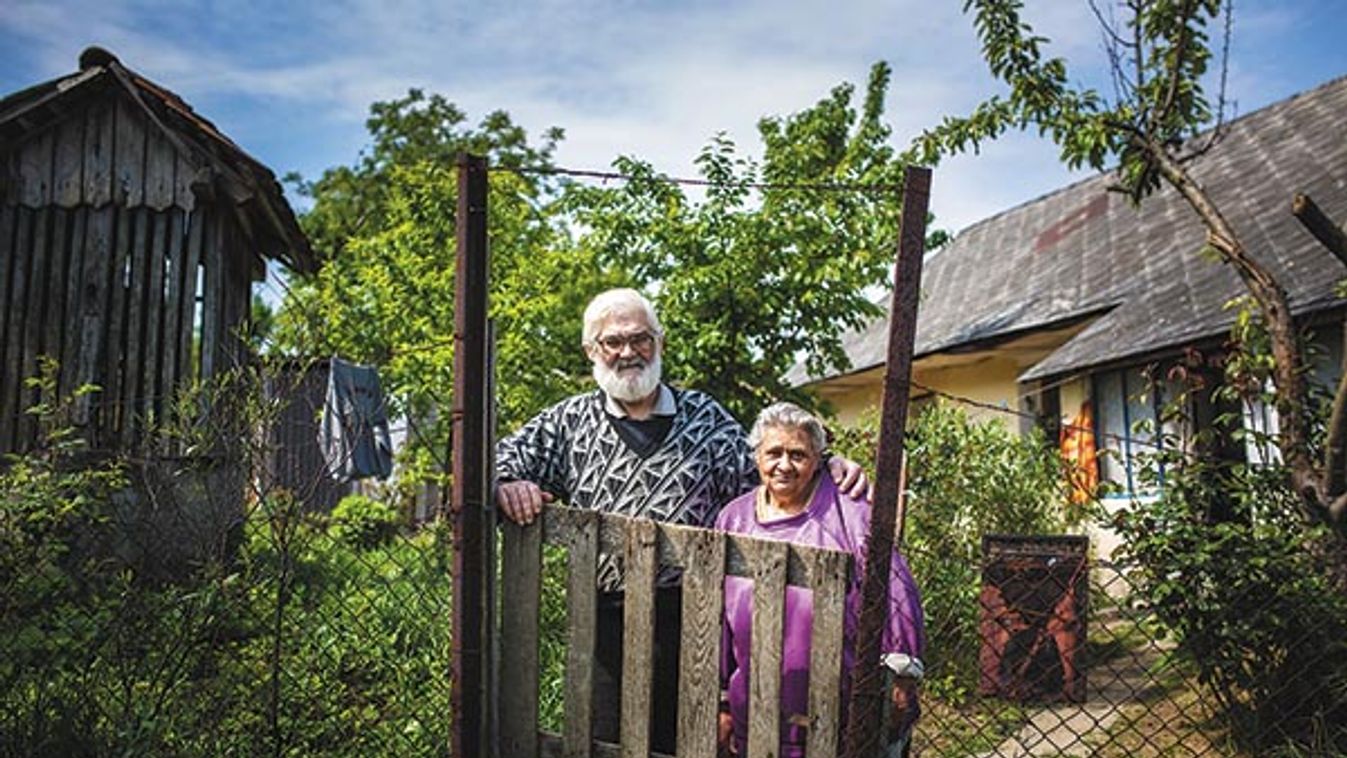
[0,47,315,457]
[790,75,1347,502]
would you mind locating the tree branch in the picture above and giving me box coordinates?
[1327,352,1347,500]
[1292,192,1347,267]
[1151,0,1201,134]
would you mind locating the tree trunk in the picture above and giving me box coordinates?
[1145,138,1345,538]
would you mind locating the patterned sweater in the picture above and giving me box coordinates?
[496,385,756,590]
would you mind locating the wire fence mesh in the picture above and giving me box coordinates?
[3,360,1345,757]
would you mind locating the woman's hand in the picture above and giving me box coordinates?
[717,711,735,757]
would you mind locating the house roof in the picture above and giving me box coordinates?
[0,47,315,274]
[789,75,1347,388]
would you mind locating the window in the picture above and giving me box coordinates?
[1092,367,1183,498]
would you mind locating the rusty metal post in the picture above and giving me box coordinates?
[841,165,931,758]
[452,152,489,758]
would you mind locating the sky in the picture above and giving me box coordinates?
[2,0,1344,240]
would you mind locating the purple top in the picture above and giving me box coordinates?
[716,474,925,757]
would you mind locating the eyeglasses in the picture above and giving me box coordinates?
[594,331,656,355]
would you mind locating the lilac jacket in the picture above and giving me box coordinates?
[716,474,925,757]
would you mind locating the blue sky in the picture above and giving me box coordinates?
[2,1,1344,237]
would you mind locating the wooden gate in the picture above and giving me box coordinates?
[498,505,854,758]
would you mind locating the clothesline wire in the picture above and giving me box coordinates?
[255,255,1263,473]
[907,378,1267,464]
[495,164,906,194]
[263,261,1251,467]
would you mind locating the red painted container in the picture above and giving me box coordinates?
[978,534,1089,703]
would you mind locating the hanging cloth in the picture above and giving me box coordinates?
[320,357,394,481]
[1059,401,1098,506]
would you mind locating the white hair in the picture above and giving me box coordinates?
[748,402,827,456]
[582,288,664,347]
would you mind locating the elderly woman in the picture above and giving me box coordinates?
[716,402,926,758]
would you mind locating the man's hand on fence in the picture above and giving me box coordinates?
[496,480,554,525]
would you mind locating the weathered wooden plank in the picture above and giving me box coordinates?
[220,221,248,369]
[1,207,32,451]
[18,130,54,207]
[17,207,51,448]
[60,208,87,380]
[137,211,166,429]
[742,537,787,758]
[178,209,204,384]
[53,112,85,207]
[42,208,69,397]
[120,207,149,445]
[174,152,197,213]
[144,126,176,211]
[563,510,599,758]
[499,520,543,758]
[806,548,850,758]
[60,209,87,401]
[113,99,146,207]
[199,210,223,379]
[540,732,674,758]
[674,528,725,758]
[0,204,15,441]
[75,207,113,430]
[583,509,819,585]
[159,209,186,431]
[102,206,131,438]
[84,99,115,207]
[620,518,658,758]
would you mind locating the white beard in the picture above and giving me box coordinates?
[593,352,662,404]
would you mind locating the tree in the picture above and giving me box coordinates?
[564,62,926,422]
[274,94,607,484]
[286,89,564,260]
[909,0,1346,540]
[276,64,946,474]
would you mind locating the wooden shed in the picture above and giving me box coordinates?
[0,47,315,456]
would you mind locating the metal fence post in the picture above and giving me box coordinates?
[842,165,931,758]
[452,152,489,758]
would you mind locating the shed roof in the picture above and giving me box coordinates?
[789,75,1347,387]
[0,47,315,274]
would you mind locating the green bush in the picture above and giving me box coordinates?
[1114,460,1347,754]
[1,363,452,757]
[829,401,1070,701]
[329,494,402,548]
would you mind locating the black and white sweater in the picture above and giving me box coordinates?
[496,385,756,589]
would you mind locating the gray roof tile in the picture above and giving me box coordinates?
[789,76,1347,387]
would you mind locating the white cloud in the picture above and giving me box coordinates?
[2,0,1336,236]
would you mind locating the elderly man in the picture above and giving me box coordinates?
[495,287,866,751]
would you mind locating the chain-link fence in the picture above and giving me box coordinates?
[910,540,1218,757]
[4,362,1345,757]
[1,360,455,757]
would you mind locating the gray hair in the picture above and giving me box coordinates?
[747,402,827,457]
[582,288,664,347]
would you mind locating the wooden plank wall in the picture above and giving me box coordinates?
[498,506,853,758]
[0,95,253,456]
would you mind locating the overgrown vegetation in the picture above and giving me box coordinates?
[0,365,453,757]
[830,401,1070,702]
[1112,341,1347,755]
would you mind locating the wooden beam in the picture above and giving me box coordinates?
[1292,192,1347,268]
